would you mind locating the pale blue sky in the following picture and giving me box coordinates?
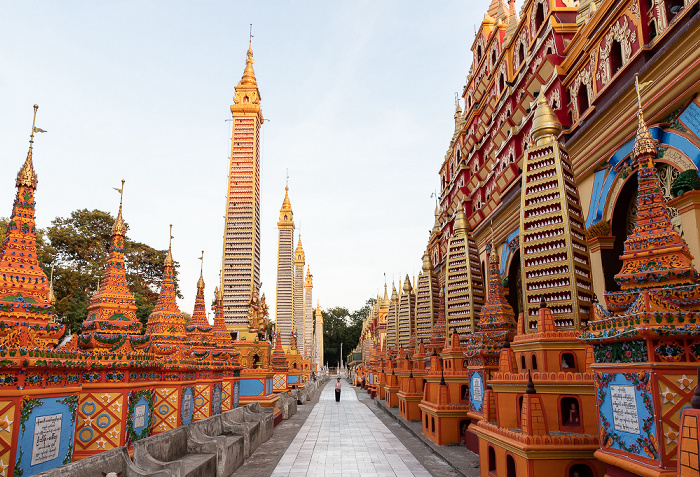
[0,1,488,320]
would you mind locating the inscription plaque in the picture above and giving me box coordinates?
[610,384,640,434]
[472,376,482,400]
[133,404,146,429]
[31,414,62,465]
[183,394,192,418]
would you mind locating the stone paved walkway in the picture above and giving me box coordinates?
[271,381,432,477]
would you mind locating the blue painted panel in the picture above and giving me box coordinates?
[288,375,299,384]
[469,370,484,413]
[15,396,77,476]
[240,378,264,396]
[596,372,658,462]
[181,386,194,426]
[586,168,609,227]
[131,396,151,437]
[659,129,700,167]
[679,101,700,140]
[500,227,520,276]
[233,382,240,408]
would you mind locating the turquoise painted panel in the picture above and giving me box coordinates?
[288,375,299,384]
[468,370,484,413]
[596,372,658,462]
[240,378,264,396]
[679,101,700,140]
[15,395,78,476]
[181,386,194,426]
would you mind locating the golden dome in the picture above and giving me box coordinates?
[453,208,468,233]
[403,275,412,293]
[422,251,432,272]
[531,87,562,145]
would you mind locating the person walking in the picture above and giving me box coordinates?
[335,377,341,402]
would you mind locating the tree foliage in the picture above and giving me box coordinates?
[1,209,180,335]
[320,299,372,367]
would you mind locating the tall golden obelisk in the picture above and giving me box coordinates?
[222,41,263,334]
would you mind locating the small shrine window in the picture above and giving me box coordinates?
[518,43,526,66]
[488,446,496,472]
[577,85,589,118]
[459,419,469,440]
[520,355,526,371]
[648,19,657,41]
[460,384,470,403]
[568,463,594,477]
[609,40,623,76]
[667,0,684,19]
[518,395,524,427]
[506,454,516,477]
[561,352,576,371]
[534,2,545,33]
[531,354,538,370]
[252,354,260,368]
[431,416,436,433]
[561,396,582,429]
[425,414,429,429]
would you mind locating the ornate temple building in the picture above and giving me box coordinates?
[222,42,263,333]
[275,185,295,347]
[304,266,313,358]
[353,1,700,476]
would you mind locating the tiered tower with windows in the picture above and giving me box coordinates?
[304,266,313,358]
[276,186,295,347]
[222,44,263,329]
[292,236,305,355]
[519,88,593,331]
[397,276,415,351]
[415,251,441,343]
[385,283,399,353]
[445,208,484,346]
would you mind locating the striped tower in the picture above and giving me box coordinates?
[292,236,305,355]
[519,88,593,331]
[314,302,324,368]
[304,266,313,358]
[275,186,294,347]
[397,275,415,351]
[444,208,485,346]
[385,283,399,353]
[415,251,440,344]
[222,43,263,330]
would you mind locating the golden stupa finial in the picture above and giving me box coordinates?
[164,224,174,267]
[16,104,45,189]
[632,74,656,163]
[48,262,56,306]
[112,179,127,236]
[489,220,498,264]
[281,178,292,211]
[238,24,257,88]
[197,250,205,289]
[530,86,562,146]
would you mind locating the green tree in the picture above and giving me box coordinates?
[321,298,373,368]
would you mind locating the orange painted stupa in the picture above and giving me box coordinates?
[145,225,189,355]
[210,285,240,364]
[0,105,63,346]
[79,180,148,352]
[186,253,215,354]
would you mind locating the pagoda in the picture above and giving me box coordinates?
[78,181,148,354]
[471,87,602,477]
[145,226,189,356]
[463,239,516,452]
[210,286,240,413]
[0,106,62,347]
[185,253,215,356]
[270,329,290,392]
[0,106,79,475]
[581,78,700,475]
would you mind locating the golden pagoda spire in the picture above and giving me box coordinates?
[531,86,562,146]
[453,207,468,233]
[112,179,127,236]
[48,262,56,306]
[164,224,174,267]
[16,104,44,189]
[197,250,205,290]
[632,74,657,165]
